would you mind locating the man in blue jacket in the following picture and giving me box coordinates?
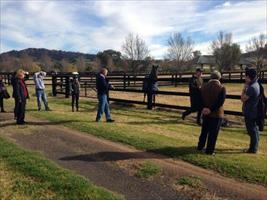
[96,68,114,122]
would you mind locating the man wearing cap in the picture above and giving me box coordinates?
[241,68,260,153]
[197,71,226,155]
[182,68,203,125]
[33,71,50,111]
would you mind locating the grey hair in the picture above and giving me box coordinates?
[210,71,221,80]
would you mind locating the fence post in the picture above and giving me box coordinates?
[85,81,87,97]
[65,76,70,98]
[175,73,178,87]
[52,74,57,96]
[127,75,130,86]
[240,71,243,81]
[228,72,231,80]
[123,73,126,89]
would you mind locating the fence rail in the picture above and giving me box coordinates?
[1,70,266,118]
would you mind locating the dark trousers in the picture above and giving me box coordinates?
[245,117,259,153]
[147,92,154,110]
[71,93,79,111]
[16,100,26,124]
[183,108,202,124]
[14,98,18,119]
[197,116,222,154]
[0,96,4,111]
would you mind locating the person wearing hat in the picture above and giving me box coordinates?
[33,71,50,111]
[197,71,226,155]
[70,72,80,112]
[241,68,260,153]
[13,70,29,125]
[182,68,203,125]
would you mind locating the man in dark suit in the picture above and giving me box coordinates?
[95,68,114,122]
[182,68,203,125]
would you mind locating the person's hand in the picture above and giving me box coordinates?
[202,108,211,115]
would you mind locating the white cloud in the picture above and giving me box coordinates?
[0,0,266,59]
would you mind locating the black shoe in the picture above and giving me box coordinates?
[45,107,51,111]
[38,108,41,111]
[106,119,115,123]
[206,152,215,156]
[96,119,100,122]
[243,149,257,154]
[17,121,26,125]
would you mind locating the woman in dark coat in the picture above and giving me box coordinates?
[13,70,29,125]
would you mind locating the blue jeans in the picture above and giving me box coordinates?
[96,94,111,121]
[245,117,259,153]
[36,89,48,110]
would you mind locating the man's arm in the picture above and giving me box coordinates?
[241,85,252,103]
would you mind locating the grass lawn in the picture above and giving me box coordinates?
[3,85,267,186]
[0,137,122,200]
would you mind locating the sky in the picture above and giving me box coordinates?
[0,0,266,58]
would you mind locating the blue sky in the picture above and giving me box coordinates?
[0,0,266,58]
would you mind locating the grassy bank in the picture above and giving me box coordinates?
[0,137,122,200]
[3,85,267,186]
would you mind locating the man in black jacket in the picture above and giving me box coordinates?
[182,68,203,125]
[96,68,114,122]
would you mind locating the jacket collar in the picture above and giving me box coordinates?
[208,79,221,85]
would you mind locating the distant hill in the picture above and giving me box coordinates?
[0,48,97,72]
[0,48,96,61]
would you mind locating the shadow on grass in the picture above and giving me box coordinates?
[0,120,81,128]
[59,146,200,162]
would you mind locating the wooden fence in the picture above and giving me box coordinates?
[1,70,266,117]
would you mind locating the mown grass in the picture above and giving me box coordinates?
[135,162,161,179]
[0,137,123,200]
[3,85,267,186]
[177,176,202,188]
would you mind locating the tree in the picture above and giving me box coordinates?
[40,52,53,71]
[96,49,122,71]
[61,59,77,72]
[76,56,86,72]
[246,33,267,71]
[211,31,241,71]
[121,33,149,72]
[19,52,41,72]
[166,32,194,72]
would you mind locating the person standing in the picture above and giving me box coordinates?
[33,71,50,111]
[70,74,80,112]
[0,75,7,112]
[197,71,226,155]
[13,70,29,125]
[96,68,114,122]
[241,68,260,153]
[182,68,203,125]
[147,65,158,110]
